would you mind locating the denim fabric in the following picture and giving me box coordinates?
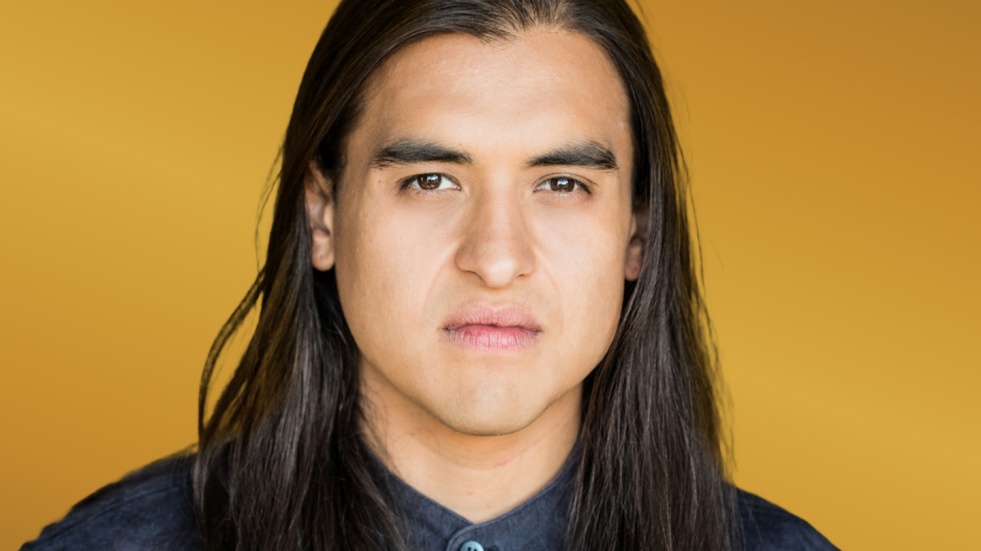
[374,446,576,551]
[21,455,202,551]
[737,491,839,550]
[22,453,838,550]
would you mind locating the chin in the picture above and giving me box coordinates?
[430,401,539,438]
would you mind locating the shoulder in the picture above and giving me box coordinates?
[21,453,202,551]
[735,488,839,550]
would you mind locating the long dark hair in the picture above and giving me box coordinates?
[195,0,735,549]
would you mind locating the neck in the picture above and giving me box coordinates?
[360,375,581,523]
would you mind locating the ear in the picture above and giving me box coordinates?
[305,161,336,271]
[624,202,647,282]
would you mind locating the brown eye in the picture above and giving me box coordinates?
[418,174,441,190]
[405,173,456,191]
[537,176,586,193]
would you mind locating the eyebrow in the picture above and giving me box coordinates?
[371,138,472,167]
[528,141,618,171]
[370,138,618,171]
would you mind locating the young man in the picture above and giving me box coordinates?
[25,0,836,549]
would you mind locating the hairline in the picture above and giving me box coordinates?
[327,24,638,187]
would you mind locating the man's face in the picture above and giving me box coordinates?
[322,29,639,437]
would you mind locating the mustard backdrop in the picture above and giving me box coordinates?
[2,1,978,549]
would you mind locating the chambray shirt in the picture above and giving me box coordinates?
[22,453,837,550]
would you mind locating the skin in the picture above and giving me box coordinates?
[307,28,642,522]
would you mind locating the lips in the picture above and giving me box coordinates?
[442,305,542,350]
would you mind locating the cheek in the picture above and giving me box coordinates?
[333,200,454,357]
[538,208,631,347]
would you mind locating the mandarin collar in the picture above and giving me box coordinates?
[370,444,578,551]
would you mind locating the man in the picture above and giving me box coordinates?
[24,0,836,549]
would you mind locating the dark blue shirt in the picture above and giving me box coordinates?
[22,453,837,550]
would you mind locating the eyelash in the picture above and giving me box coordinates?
[400,173,591,195]
[534,176,591,195]
[400,173,459,191]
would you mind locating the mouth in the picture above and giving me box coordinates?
[442,306,542,351]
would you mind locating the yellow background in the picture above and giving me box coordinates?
[2,1,978,549]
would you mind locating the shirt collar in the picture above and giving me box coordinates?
[371,446,578,551]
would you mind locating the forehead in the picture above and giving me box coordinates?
[352,29,631,162]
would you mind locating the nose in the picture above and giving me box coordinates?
[454,186,535,288]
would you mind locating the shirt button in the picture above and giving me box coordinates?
[460,541,485,551]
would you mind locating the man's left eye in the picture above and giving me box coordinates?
[535,176,589,194]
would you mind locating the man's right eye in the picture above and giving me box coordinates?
[402,173,458,191]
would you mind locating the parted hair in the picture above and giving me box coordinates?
[194,0,736,549]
